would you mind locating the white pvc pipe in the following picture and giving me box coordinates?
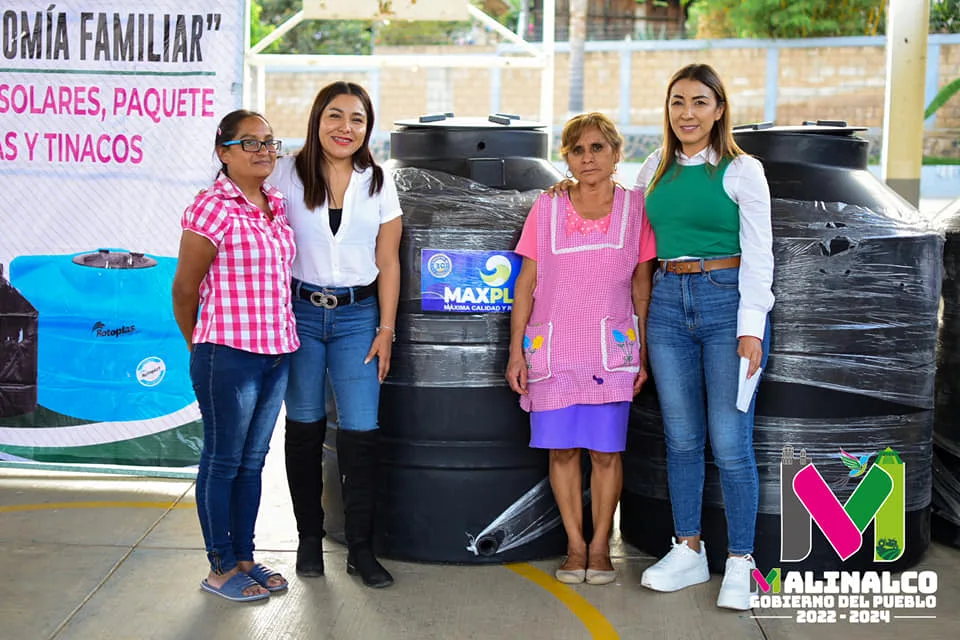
[881,0,930,206]
[540,0,557,154]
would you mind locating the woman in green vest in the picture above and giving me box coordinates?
[635,63,774,611]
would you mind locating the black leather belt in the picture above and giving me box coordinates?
[292,278,377,309]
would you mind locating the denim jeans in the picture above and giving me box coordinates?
[646,266,770,556]
[285,292,380,431]
[191,343,290,574]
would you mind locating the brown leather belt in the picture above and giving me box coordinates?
[659,256,741,274]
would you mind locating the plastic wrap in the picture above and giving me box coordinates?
[766,199,942,409]
[931,197,960,547]
[627,405,932,513]
[392,167,543,386]
[933,448,960,528]
[465,478,581,557]
[365,163,567,564]
[0,265,38,418]
[933,202,960,459]
[625,197,941,521]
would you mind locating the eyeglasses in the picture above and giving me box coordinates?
[222,139,282,153]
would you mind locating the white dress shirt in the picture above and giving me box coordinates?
[635,147,775,340]
[270,155,403,287]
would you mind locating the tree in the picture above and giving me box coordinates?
[251,0,372,54]
[568,0,587,116]
[251,0,488,53]
[931,0,960,33]
[688,0,885,38]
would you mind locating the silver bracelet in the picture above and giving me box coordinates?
[377,325,396,343]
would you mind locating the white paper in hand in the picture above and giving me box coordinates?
[736,357,762,413]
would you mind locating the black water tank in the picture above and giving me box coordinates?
[622,123,940,573]
[0,264,38,418]
[322,115,567,563]
[933,197,960,547]
[387,114,560,191]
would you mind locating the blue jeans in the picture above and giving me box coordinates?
[285,292,380,431]
[646,266,770,556]
[191,343,290,574]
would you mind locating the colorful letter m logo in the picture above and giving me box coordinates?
[780,446,905,563]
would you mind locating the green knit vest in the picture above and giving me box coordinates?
[645,158,740,260]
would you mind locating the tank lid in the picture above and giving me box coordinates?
[394,113,546,130]
[733,120,869,135]
[73,249,157,269]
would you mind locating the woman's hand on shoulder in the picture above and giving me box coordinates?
[544,179,575,198]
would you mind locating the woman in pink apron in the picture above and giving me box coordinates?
[506,112,656,585]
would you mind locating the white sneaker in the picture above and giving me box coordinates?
[640,538,710,592]
[716,555,756,611]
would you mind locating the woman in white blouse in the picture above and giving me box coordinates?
[270,81,402,589]
[635,63,773,612]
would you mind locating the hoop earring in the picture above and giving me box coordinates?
[565,169,573,179]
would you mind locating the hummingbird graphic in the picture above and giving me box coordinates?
[839,449,873,477]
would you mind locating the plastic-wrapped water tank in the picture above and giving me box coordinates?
[322,115,567,563]
[622,123,941,573]
[8,249,193,423]
[0,264,38,418]
[932,197,960,547]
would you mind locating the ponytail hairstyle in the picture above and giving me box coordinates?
[214,109,268,178]
[647,63,745,194]
[296,81,384,209]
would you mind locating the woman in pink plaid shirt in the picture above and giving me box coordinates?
[172,110,299,603]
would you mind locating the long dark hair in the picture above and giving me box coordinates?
[648,63,745,194]
[214,109,267,178]
[295,81,384,209]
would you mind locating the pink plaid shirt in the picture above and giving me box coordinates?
[181,173,300,355]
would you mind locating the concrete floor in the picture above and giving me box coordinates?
[2,423,959,640]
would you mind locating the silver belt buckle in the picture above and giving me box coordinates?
[309,291,339,309]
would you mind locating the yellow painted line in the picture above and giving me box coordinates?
[507,563,620,639]
[0,500,194,513]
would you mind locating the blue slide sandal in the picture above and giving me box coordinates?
[200,572,270,602]
[246,563,288,593]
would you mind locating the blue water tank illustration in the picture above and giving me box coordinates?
[9,249,192,422]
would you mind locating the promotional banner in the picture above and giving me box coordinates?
[0,1,245,466]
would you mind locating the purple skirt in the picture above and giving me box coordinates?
[529,402,630,453]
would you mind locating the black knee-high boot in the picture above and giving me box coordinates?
[285,417,327,577]
[337,428,394,588]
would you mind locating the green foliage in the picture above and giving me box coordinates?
[251,0,372,54]
[251,0,496,53]
[490,0,524,32]
[249,0,280,52]
[688,0,885,38]
[925,77,960,119]
[931,0,960,33]
[377,20,472,46]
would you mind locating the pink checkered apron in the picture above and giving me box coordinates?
[521,188,642,413]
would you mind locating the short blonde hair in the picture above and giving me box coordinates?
[560,112,624,162]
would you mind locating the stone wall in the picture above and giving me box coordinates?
[262,40,960,160]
